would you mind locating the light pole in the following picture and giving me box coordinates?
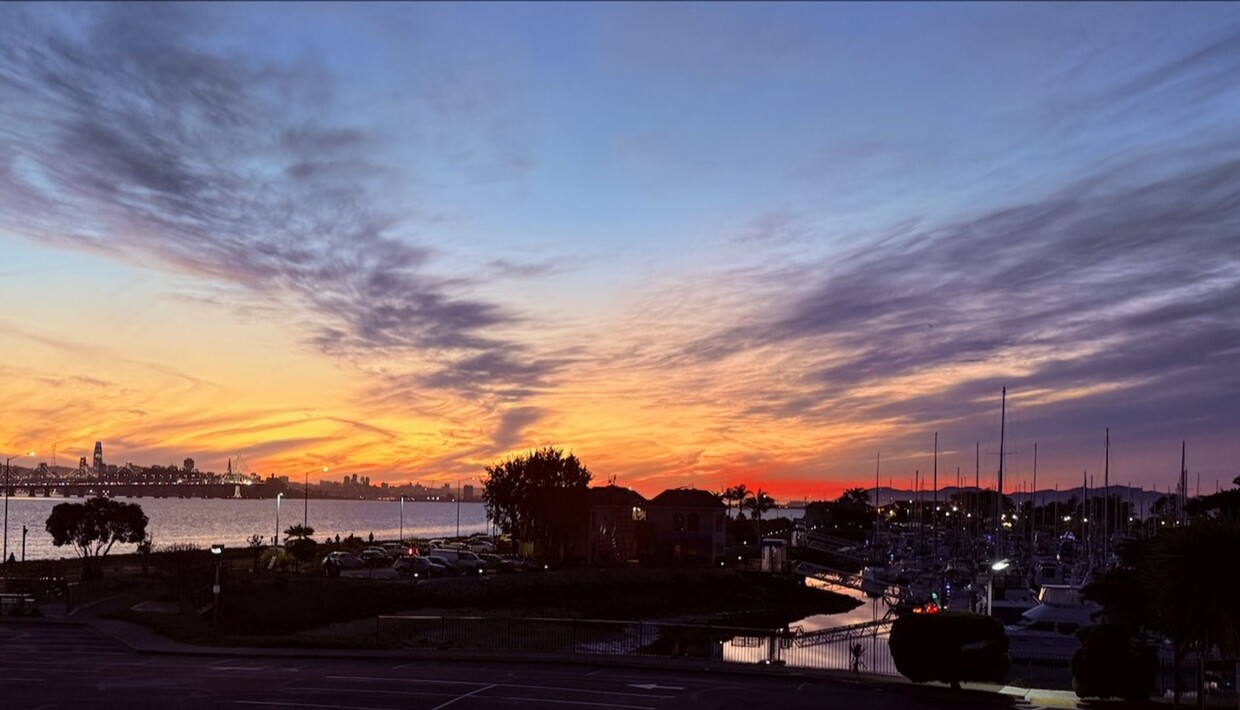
[210,544,224,629]
[304,466,328,529]
[399,495,405,543]
[275,492,283,547]
[456,481,462,539]
[4,451,34,566]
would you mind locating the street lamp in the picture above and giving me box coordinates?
[399,495,405,544]
[4,451,34,566]
[275,493,283,547]
[210,544,224,629]
[986,558,1011,617]
[304,466,328,529]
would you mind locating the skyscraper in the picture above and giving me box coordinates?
[93,441,103,476]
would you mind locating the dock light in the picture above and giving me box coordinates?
[210,544,224,555]
[991,559,1011,571]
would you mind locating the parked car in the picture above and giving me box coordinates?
[394,555,447,578]
[359,549,391,568]
[321,551,363,570]
[498,555,539,573]
[381,542,409,558]
[430,548,485,574]
[427,554,460,574]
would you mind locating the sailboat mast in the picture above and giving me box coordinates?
[1103,429,1110,563]
[1180,441,1187,527]
[933,433,938,567]
[873,452,880,558]
[996,387,1007,557]
[1032,443,1038,560]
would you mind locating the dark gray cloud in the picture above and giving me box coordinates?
[491,406,545,450]
[0,4,546,398]
[689,155,1240,463]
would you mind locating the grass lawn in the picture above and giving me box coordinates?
[111,567,860,646]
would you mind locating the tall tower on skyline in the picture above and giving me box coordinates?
[93,441,103,476]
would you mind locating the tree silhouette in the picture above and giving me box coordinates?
[282,524,316,569]
[46,497,148,579]
[838,487,871,506]
[483,447,592,552]
[746,489,775,540]
[247,533,265,571]
[719,487,738,518]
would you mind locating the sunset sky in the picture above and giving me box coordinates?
[1,3,1238,500]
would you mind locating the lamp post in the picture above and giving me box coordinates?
[210,544,224,629]
[987,558,1010,617]
[304,466,328,529]
[4,451,34,566]
[399,495,405,544]
[275,492,283,547]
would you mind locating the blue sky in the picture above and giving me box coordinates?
[1,3,1238,497]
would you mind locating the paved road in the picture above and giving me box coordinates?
[0,623,1045,710]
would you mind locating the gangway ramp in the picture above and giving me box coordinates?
[786,618,895,648]
[791,560,905,608]
[802,532,869,564]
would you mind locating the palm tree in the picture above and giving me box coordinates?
[732,484,750,519]
[746,489,775,540]
[283,524,317,570]
[719,487,738,519]
[283,524,315,542]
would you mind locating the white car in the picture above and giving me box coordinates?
[430,548,484,573]
[321,551,363,569]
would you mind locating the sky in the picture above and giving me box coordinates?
[1,3,1238,501]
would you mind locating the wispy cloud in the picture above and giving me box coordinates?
[664,156,1240,471]
[0,4,548,401]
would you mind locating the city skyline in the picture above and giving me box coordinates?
[2,4,1239,500]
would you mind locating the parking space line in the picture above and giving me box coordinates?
[327,675,483,686]
[236,702,395,710]
[293,687,457,699]
[499,684,674,699]
[322,676,673,699]
[488,697,653,710]
[429,683,497,710]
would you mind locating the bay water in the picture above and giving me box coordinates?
[0,496,489,561]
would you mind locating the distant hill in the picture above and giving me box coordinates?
[847,485,1168,512]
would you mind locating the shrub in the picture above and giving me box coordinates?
[259,548,296,572]
[1071,623,1157,701]
[889,611,1010,688]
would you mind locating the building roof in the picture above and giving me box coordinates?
[648,488,723,509]
[588,485,647,507]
